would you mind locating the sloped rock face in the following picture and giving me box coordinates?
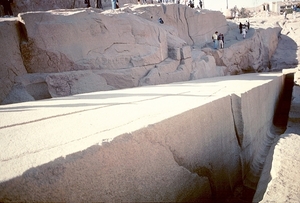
[203,27,281,74]
[1,5,229,104]
[0,20,27,104]
[0,4,282,105]
[10,0,135,15]
[20,9,169,73]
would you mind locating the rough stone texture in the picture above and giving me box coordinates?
[1,4,284,105]
[0,5,233,104]
[46,70,115,97]
[253,67,300,202]
[270,20,300,70]
[230,75,284,190]
[19,9,169,73]
[203,27,281,74]
[253,134,300,203]
[0,72,283,202]
[10,0,119,15]
[0,19,27,104]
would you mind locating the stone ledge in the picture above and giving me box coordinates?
[0,72,284,202]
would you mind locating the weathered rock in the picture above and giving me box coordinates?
[1,83,35,105]
[19,9,169,73]
[46,70,115,97]
[203,27,281,74]
[0,4,282,105]
[0,19,27,104]
[0,72,284,202]
[130,4,228,47]
[253,133,300,202]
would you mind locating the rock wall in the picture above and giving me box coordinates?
[0,4,281,105]
[6,0,120,15]
[203,27,281,74]
[0,20,27,103]
[253,67,300,202]
[0,72,284,202]
[0,5,228,104]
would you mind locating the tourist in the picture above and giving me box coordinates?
[246,20,250,30]
[0,0,13,17]
[212,31,218,49]
[85,0,91,7]
[96,0,102,9]
[158,17,164,24]
[111,0,117,9]
[218,33,224,49]
[242,25,247,39]
[199,0,203,9]
[293,4,296,19]
[188,0,194,8]
[239,22,242,34]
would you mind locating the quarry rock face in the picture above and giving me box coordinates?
[0,19,27,104]
[203,27,281,74]
[0,4,282,105]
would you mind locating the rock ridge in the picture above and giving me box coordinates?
[0,4,282,105]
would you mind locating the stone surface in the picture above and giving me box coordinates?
[0,19,27,104]
[46,70,115,97]
[253,67,300,202]
[1,4,286,105]
[0,72,284,202]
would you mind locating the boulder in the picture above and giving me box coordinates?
[46,70,115,97]
[0,20,27,104]
[203,27,281,74]
[0,4,281,105]
[19,9,169,73]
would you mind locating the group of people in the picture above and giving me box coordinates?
[0,0,13,17]
[239,21,250,39]
[212,31,224,49]
[84,0,103,9]
[187,0,202,9]
[84,0,203,10]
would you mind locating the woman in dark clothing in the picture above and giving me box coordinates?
[0,0,13,17]
[239,22,242,34]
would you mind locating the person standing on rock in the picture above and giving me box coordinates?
[242,25,247,39]
[111,0,117,9]
[218,33,224,49]
[212,31,218,49]
[96,0,102,9]
[84,0,91,7]
[239,22,242,34]
[0,0,13,17]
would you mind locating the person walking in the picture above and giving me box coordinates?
[212,31,218,49]
[0,0,13,17]
[111,0,116,9]
[96,0,102,9]
[239,22,242,34]
[199,0,202,9]
[218,33,224,49]
[85,0,91,7]
[242,25,247,39]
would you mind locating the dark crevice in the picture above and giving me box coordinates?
[272,73,294,129]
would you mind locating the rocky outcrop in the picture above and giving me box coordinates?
[0,5,229,104]
[253,67,300,202]
[0,4,282,105]
[203,27,281,74]
[0,19,27,104]
[0,72,284,202]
